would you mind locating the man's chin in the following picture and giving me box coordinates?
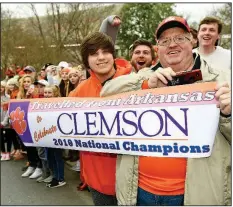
[136,65,147,71]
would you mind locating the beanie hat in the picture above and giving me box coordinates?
[61,67,71,73]
[68,68,81,77]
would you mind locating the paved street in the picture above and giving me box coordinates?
[1,159,93,205]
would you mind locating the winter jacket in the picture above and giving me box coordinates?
[100,53,231,205]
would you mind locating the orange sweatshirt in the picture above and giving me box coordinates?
[69,58,132,195]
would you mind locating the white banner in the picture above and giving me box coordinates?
[9,82,220,158]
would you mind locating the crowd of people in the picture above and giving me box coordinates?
[1,61,85,188]
[0,14,231,206]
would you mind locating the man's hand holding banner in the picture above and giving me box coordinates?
[9,82,220,158]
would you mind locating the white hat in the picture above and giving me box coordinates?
[46,65,58,72]
[1,80,7,87]
[58,61,69,68]
[7,78,19,88]
[35,79,49,87]
[68,68,81,77]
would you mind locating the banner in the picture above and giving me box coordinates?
[9,82,220,158]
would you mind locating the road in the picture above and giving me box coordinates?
[1,159,93,205]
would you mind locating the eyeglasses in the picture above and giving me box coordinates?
[157,34,192,47]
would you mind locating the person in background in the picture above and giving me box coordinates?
[44,85,66,188]
[70,31,132,205]
[130,39,156,72]
[5,76,25,160]
[59,67,73,97]
[100,15,157,72]
[99,15,121,44]
[5,68,15,81]
[18,70,25,78]
[16,65,22,74]
[190,27,198,48]
[31,79,51,183]
[194,16,231,70]
[66,66,86,172]
[46,65,61,86]
[39,63,53,81]
[0,80,11,161]
[68,67,84,95]
[23,66,37,80]
[17,75,43,179]
[34,79,49,98]
[101,16,231,206]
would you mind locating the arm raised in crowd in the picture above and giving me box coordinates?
[99,15,121,44]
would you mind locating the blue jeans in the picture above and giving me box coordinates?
[47,148,64,181]
[137,187,184,206]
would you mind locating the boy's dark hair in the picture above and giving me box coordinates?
[129,39,156,60]
[80,32,115,69]
[198,16,222,34]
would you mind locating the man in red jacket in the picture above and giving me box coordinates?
[70,31,131,205]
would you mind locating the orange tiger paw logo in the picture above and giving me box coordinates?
[10,107,27,135]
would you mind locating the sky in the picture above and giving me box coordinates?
[1,3,226,23]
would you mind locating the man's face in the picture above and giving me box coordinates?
[131,45,153,71]
[157,27,193,72]
[88,48,114,76]
[198,23,219,48]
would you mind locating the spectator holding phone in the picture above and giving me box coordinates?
[100,16,231,206]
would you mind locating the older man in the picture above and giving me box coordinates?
[101,16,231,206]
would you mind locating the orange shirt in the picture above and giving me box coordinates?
[140,80,187,195]
[70,58,132,195]
[10,89,19,99]
[139,157,187,195]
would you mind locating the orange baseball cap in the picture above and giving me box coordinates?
[155,16,190,39]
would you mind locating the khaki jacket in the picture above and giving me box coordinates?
[100,54,231,205]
